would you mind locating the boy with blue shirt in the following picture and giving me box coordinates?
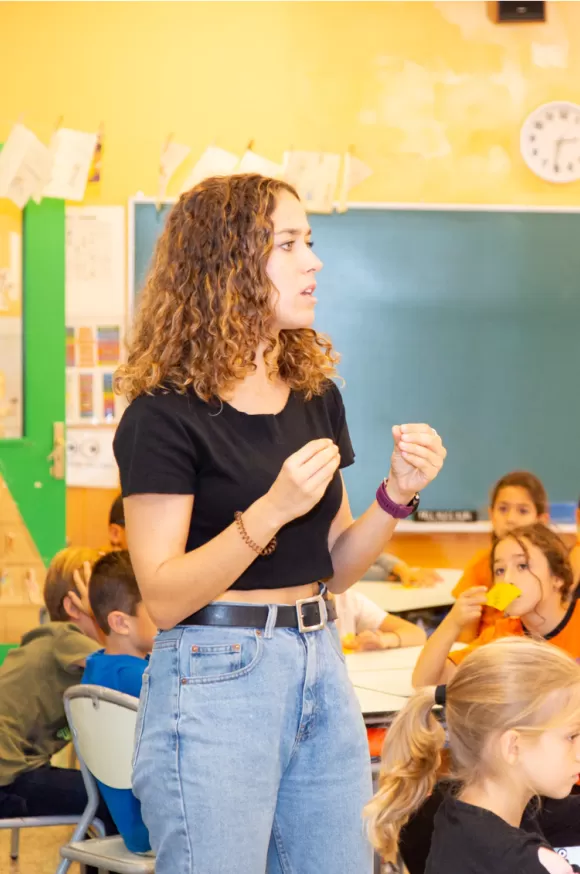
[82,550,157,853]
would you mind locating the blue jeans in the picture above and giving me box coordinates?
[132,609,373,873]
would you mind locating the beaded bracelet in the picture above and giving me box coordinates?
[234,511,277,557]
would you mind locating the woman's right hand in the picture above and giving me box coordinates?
[447,587,488,631]
[265,439,341,526]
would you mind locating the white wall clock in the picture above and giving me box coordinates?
[520,101,580,183]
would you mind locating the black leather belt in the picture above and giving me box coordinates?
[181,594,336,633]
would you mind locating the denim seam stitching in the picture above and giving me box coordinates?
[272,814,293,874]
[175,653,195,874]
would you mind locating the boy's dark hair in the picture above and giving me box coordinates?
[109,494,125,527]
[490,471,548,517]
[89,551,141,635]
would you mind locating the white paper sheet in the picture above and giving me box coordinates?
[0,124,52,208]
[158,140,190,202]
[44,128,98,201]
[283,150,341,213]
[337,153,373,212]
[66,427,119,488]
[66,206,125,320]
[181,146,239,192]
[238,150,283,178]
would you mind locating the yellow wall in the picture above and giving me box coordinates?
[2,1,580,206]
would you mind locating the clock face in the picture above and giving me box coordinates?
[520,101,580,184]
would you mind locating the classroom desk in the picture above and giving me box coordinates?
[352,568,461,614]
[346,644,427,672]
[348,643,466,722]
[353,687,409,724]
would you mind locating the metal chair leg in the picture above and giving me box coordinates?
[55,857,72,874]
[10,827,20,860]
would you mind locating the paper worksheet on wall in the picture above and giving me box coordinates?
[66,426,119,489]
[65,206,126,432]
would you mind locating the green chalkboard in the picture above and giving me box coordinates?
[132,203,580,517]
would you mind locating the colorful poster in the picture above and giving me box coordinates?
[66,326,76,367]
[79,373,94,419]
[77,326,94,367]
[103,372,115,421]
[97,325,120,366]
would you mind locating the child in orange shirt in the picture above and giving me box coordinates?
[413,523,578,688]
[453,471,549,641]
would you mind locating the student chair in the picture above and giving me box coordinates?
[58,684,155,874]
[0,814,105,864]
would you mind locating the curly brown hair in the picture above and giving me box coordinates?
[491,522,575,602]
[116,174,339,402]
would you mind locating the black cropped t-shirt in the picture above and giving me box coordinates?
[113,382,354,591]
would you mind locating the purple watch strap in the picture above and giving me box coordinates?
[375,481,417,519]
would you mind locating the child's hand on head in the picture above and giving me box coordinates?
[68,561,94,617]
[448,587,487,631]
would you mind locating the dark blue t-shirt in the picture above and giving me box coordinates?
[82,651,150,853]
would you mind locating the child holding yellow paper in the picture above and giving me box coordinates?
[452,471,549,642]
[413,524,580,688]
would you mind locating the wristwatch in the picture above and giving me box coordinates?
[376,479,420,519]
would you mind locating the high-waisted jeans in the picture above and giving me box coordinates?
[132,609,373,873]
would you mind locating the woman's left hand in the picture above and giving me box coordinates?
[388,424,446,502]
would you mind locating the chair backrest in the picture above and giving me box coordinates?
[64,685,139,790]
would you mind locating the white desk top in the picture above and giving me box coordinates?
[346,642,465,674]
[353,568,461,613]
[346,644,426,672]
[347,644,466,717]
[351,670,414,698]
[353,687,409,717]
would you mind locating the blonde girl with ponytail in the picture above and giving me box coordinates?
[366,637,580,874]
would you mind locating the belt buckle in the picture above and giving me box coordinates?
[296,594,327,633]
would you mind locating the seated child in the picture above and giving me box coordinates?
[82,550,157,853]
[335,589,426,651]
[452,471,549,642]
[413,523,579,688]
[108,493,127,551]
[0,547,115,833]
[363,553,441,588]
[366,637,580,874]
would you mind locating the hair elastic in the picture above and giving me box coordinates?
[434,685,447,707]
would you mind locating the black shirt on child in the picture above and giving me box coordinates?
[426,797,580,874]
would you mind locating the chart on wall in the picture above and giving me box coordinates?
[0,200,22,439]
[65,206,126,426]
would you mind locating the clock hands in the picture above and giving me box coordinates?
[553,137,579,172]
